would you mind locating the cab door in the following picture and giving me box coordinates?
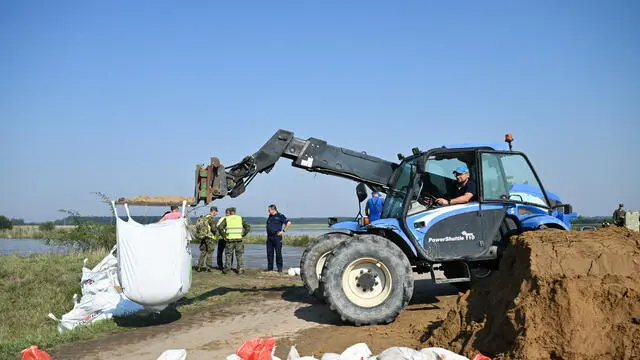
[407,152,498,261]
[408,203,485,261]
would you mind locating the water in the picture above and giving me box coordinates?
[0,238,306,270]
[247,228,331,236]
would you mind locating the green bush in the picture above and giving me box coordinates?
[0,216,13,230]
[38,222,56,232]
[44,193,118,252]
[45,210,115,252]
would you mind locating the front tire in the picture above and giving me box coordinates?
[300,233,350,300]
[320,234,414,326]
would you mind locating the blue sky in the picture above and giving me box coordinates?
[1,1,638,222]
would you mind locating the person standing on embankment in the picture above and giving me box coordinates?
[266,204,291,273]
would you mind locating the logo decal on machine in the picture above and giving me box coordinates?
[428,231,476,243]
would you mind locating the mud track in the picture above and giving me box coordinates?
[50,276,459,360]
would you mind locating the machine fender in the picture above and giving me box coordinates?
[330,220,362,232]
[519,214,569,230]
[366,219,418,257]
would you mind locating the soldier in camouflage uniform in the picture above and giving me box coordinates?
[217,207,251,274]
[195,206,219,272]
[613,203,626,227]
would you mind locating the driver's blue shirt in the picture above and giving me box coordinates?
[266,213,289,237]
[454,179,477,201]
[366,197,384,221]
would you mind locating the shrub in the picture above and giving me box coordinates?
[38,222,56,232]
[45,210,115,252]
[44,192,117,252]
[0,216,12,230]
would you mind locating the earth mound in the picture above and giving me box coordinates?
[424,227,640,360]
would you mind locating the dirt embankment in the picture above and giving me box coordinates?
[424,227,640,360]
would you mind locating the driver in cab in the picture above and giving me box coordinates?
[435,165,477,206]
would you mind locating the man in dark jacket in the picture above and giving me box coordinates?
[266,204,291,272]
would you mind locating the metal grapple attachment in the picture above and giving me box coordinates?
[194,157,229,205]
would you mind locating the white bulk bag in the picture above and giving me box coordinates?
[112,201,192,308]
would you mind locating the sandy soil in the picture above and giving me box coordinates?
[49,274,459,360]
[425,227,640,360]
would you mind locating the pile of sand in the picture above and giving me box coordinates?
[115,196,196,206]
[424,227,640,360]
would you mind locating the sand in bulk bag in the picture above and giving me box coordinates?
[112,201,192,309]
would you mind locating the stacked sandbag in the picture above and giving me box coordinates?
[47,247,145,333]
[228,338,488,360]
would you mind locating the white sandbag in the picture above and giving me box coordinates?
[81,267,113,295]
[156,349,187,360]
[340,343,372,360]
[375,346,430,360]
[287,268,301,276]
[320,354,340,360]
[288,345,301,360]
[420,348,469,360]
[226,355,242,360]
[113,202,192,307]
[80,247,119,296]
[48,291,122,333]
[48,248,145,333]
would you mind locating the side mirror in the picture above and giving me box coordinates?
[552,204,573,214]
[356,183,368,203]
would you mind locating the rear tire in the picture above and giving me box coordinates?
[300,233,350,300]
[320,234,414,326]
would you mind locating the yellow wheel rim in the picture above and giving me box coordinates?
[341,257,392,308]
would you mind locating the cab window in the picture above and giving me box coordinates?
[480,153,548,207]
[419,154,472,199]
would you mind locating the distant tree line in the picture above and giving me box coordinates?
[571,215,612,224]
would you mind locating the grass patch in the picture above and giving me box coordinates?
[242,235,314,247]
[0,251,301,360]
[0,251,107,360]
[0,227,73,240]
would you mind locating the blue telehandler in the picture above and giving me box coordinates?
[193,130,577,326]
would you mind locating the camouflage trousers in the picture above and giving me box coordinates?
[224,240,244,273]
[197,238,215,270]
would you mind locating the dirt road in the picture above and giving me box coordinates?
[50,274,460,360]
